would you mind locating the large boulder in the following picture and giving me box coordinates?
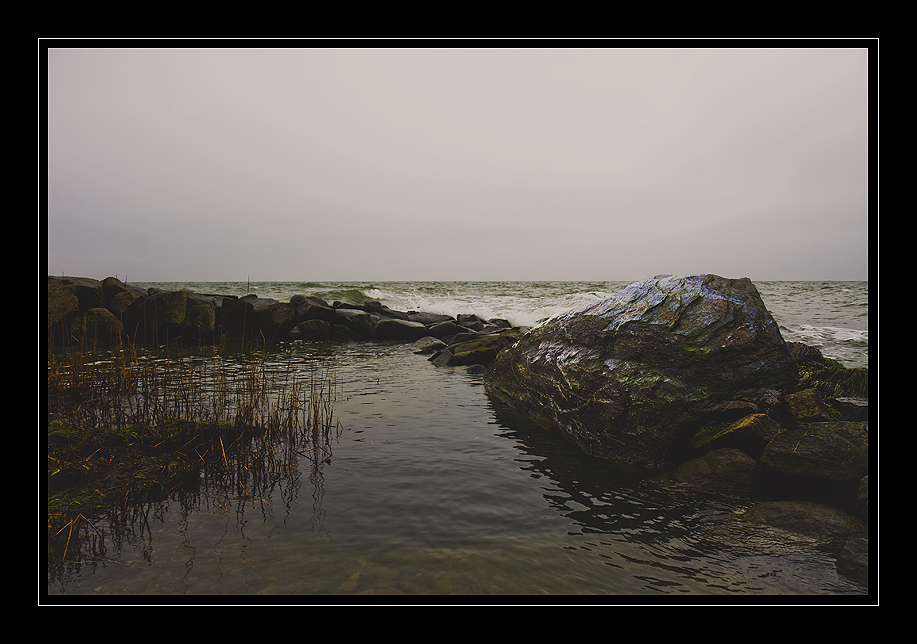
[671,447,760,490]
[405,311,457,326]
[784,387,842,422]
[288,319,334,342]
[59,276,104,311]
[118,289,189,343]
[184,293,218,342]
[222,294,295,342]
[48,276,107,346]
[290,295,337,324]
[688,412,785,460]
[71,307,123,348]
[108,289,146,319]
[101,277,147,310]
[48,277,81,334]
[333,308,376,339]
[372,318,430,342]
[484,274,798,472]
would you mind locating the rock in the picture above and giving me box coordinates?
[413,336,447,354]
[101,277,146,308]
[222,295,295,342]
[428,328,526,367]
[485,274,797,472]
[252,300,296,340]
[333,308,376,339]
[108,289,145,319]
[47,276,81,331]
[790,341,869,398]
[426,320,465,339]
[291,295,337,324]
[449,331,492,346]
[372,318,430,343]
[784,388,840,422]
[672,448,759,490]
[72,307,123,347]
[60,276,105,311]
[836,537,869,586]
[405,311,456,326]
[129,289,190,342]
[449,329,525,366]
[288,319,333,342]
[488,318,513,329]
[830,397,869,422]
[184,301,217,342]
[456,314,486,331]
[760,421,868,485]
[689,413,785,460]
[428,348,456,367]
[332,323,362,342]
[365,301,409,320]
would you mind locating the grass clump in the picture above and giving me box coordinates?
[46,341,341,567]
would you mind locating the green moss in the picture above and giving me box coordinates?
[688,420,733,449]
[796,357,868,399]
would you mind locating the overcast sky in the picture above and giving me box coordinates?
[46,46,870,282]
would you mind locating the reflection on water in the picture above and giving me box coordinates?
[48,341,867,597]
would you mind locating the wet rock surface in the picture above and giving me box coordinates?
[484,274,798,472]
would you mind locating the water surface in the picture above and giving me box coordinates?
[47,281,869,597]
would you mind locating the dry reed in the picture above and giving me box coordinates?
[47,339,341,570]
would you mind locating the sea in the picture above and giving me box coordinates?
[47,280,870,599]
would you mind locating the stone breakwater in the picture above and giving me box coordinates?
[46,275,527,366]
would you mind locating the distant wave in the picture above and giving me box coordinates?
[309,287,381,306]
[788,324,868,345]
[780,323,868,368]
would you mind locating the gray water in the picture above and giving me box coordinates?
[47,281,869,598]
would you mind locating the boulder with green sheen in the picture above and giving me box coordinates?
[784,387,842,422]
[485,274,798,472]
[689,412,785,460]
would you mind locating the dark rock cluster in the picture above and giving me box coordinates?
[46,276,530,365]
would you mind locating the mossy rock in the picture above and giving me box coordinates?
[689,412,785,459]
[789,342,868,398]
[784,388,843,422]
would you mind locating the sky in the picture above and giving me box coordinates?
[45,46,871,283]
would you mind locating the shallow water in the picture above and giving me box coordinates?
[48,338,868,598]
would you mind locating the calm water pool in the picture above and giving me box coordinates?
[47,340,867,598]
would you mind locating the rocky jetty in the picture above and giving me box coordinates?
[46,276,531,364]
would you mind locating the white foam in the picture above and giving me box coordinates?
[791,324,868,344]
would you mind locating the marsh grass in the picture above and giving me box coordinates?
[46,339,342,572]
